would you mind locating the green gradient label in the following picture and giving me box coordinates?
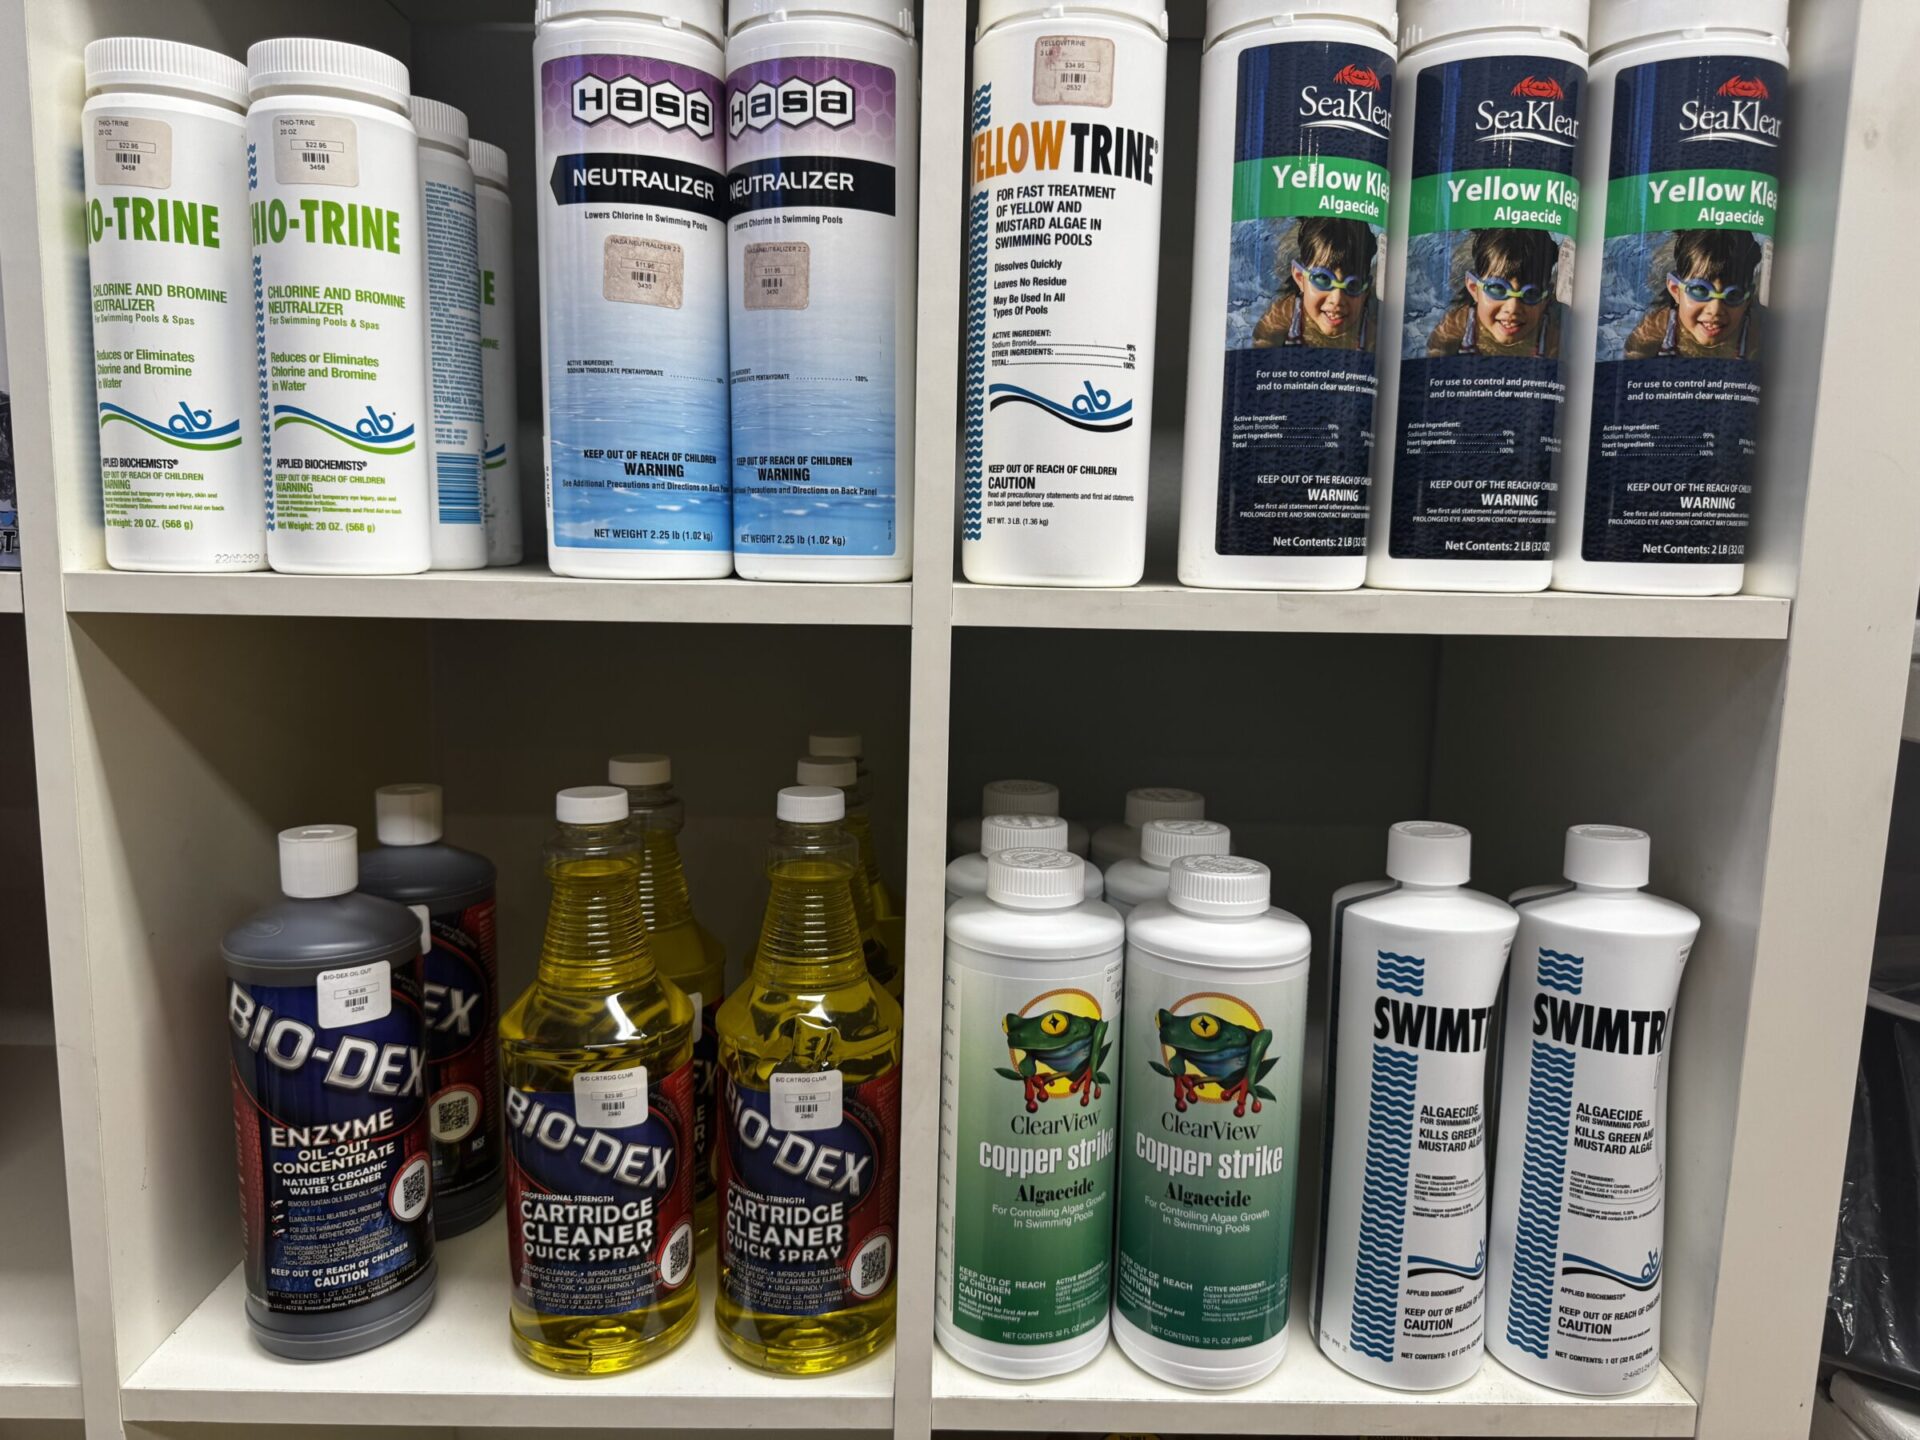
[1405,168,1579,236]
[1604,168,1778,237]
[1231,155,1390,225]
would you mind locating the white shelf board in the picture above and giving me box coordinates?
[951,579,1791,639]
[121,1211,895,1428]
[0,573,20,614]
[931,1325,1696,1436]
[0,1044,83,1420]
[61,564,913,627]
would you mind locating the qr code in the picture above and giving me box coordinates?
[403,1166,427,1211]
[850,1235,892,1298]
[669,1229,692,1275]
[391,1155,431,1221]
[859,1245,887,1291]
[432,1087,479,1142]
[661,1220,695,1287]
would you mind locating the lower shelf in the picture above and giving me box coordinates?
[0,1043,82,1420]
[121,1212,895,1428]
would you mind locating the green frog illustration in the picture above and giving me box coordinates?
[997,1008,1112,1113]
[1150,1009,1276,1116]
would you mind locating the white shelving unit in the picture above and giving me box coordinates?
[3,1,1918,1438]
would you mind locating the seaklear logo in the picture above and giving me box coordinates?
[727,77,856,139]
[570,72,716,139]
[1300,63,1392,142]
[1680,75,1783,147]
[1474,74,1580,148]
[1512,75,1564,100]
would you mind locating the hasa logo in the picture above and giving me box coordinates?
[1334,63,1381,89]
[1512,75,1564,99]
[1300,64,1392,140]
[728,76,857,139]
[1718,74,1771,99]
[570,72,715,139]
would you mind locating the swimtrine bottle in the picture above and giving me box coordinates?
[501,787,700,1374]
[470,138,524,565]
[797,753,901,999]
[945,813,1105,905]
[715,785,903,1373]
[1315,822,1517,1389]
[224,824,436,1357]
[938,848,1123,1378]
[1486,824,1697,1393]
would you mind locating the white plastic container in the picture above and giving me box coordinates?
[1176,0,1396,591]
[945,813,1105,905]
[937,847,1124,1378]
[1113,855,1311,1388]
[469,139,525,566]
[724,0,918,582]
[962,0,1169,587]
[1364,1,1589,593]
[1315,821,1518,1390]
[1106,817,1231,919]
[1486,824,1698,1394]
[1089,785,1204,871]
[950,778,1090,859]
[411,97,488,571]
[1551,0,1788,595]
[84,39,266,572]
[535,0,732,578]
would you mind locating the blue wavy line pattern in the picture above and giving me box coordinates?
[1375,950,1426,997]
[1537,947,1585,995]
[251,136,274,532]
[963,83,990,544]
[1562,1249,1662,1291]
[1350,951,1425,1363]
[1505,976,1581,1359]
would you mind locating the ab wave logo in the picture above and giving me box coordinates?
[1475,74,1580,147]
[1680,75,1783,147]
[1301,63,1393,142]
[98,399,241,451]
[271,403,415,456]
[727,77,856,139]
[1148,994,1277,1117]
[986,377,1132,433]
[571,72,715,139]
[996,990,1112,1113]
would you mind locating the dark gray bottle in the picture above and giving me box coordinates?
[223,824,437,1358]
[357,783,502,1238]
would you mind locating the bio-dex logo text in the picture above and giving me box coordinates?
[1679,75,1782,147]
[506,1089,675,1190]
[570,72,716,139]
[727,77,856,138]
[228,981,423,1096]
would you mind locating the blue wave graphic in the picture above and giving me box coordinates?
[1350,1028,1420,1363]
[963,98,988,547]
[271,404,416,451]
[1537,947,1585,996]
[1375,950,1426,997]
[1562,1250,1662,1292]
[986,382,1134,433]
[97,402,241,447]
[1505,1036,1578,1358]
[1408,1240,1486,1280]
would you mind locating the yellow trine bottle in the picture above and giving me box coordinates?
[807,730,899,920]
[715,784,903,1375]
[501,786,700,1375]
[610,753,726,1248]
[796,754,903,1001]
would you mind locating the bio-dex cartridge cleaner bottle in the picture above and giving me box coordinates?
[609,752,726,1247]
[946,813,1105,906]
[716,785,903,1373]
[1315,821,1518,1389]
[1114,855,1310,1387]
[963,0,1169,588]
[937,848,1123,1378]
[535,0,732,578]
[224,824,436,1357]
[246,39,432,574]
[1365,0,1590,593]
[501,787,701,1374]
[410,97,488,570]
[1090,785,1204,870]
[1552,0,1787,595]
[1176,0,1396,591]
[83,38,266,572]
[1486,824,1698,1394]
[357,783,502,1238]
[798,753,902,999]
[725,0,919,582]
[810,729,898,915]
[1106,818,1232,919]
[470,139,524,566]
[952,778,1090,860]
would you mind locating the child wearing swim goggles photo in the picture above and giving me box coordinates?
[1625,228,1764,361]
[1251,216,1379,352]
[1424,228,1561,360]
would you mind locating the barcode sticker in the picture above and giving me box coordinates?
[770,1070,843,1132]
[1033,36,1115,108]
[316,960,391,1029]
[575,1066,648,1129]
[92,115,171,189]
[273,114,360,186]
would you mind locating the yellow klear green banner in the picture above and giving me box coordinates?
[1605,168,1779,236]
[1231,155,1389,225]
[1405,168,1579,236]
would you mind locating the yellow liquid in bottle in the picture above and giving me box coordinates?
[501,822,700,1375]
[840,802,902,1000]
[715,821,902,1375]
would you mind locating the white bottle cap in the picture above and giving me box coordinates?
[279,824,360,899]
[608,753,672,787]
[1386,820,1471,885]
[536,0,727,48]
[1124,787,1205,828]
[730,0,914,38]
[85,38,250,109]
[979,0,1167,41]
[983,778,1060,817]
[1142,818,1232,869]
[807,730,864,759]
[246,39,411,112]
[1400,0,1584,52]
[409,95,469,152]
[1590,0,1786,56]
[468,138,510,190]
[778,784,845,823]
[557,785,629,825]
[1170,854,1271,918]
[982,813,1070,855]
[375,783,443,846]
[1207,0,1396,50]
[797,755,859,788]
[1563,824,1650,888]
[987,847,1086,910]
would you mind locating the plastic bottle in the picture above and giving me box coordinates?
[356,784,503,1239]
[83,38,266,572]
[1315,821,1518,1389]
[1089,786,1204,871]
[1113,855,1310,1388]
[1551,0,1788,595]
[224,824,436,1357]
[1106,818,1232,919]
[1364,1,1589,593]
[725,0,918,581]
[1176,0,1397,591]
[608,752,726,1246]
[716,785,903,1373]
[946,813,1105,906]
[534,0,732,578]
[501,786,700,1373]
[469,139,524,566]
[962,0,1170,587]
[797,754,901,993]
[950,778,1090,860]
[246,39,432,574]
[1486,824,1697,1394]
[937,848,1123,1377]
[808,729,898,916]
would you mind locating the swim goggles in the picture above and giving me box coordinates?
[1667,273,1751,306]
[1467,272,1549,305]
[1296,264,1371,295]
